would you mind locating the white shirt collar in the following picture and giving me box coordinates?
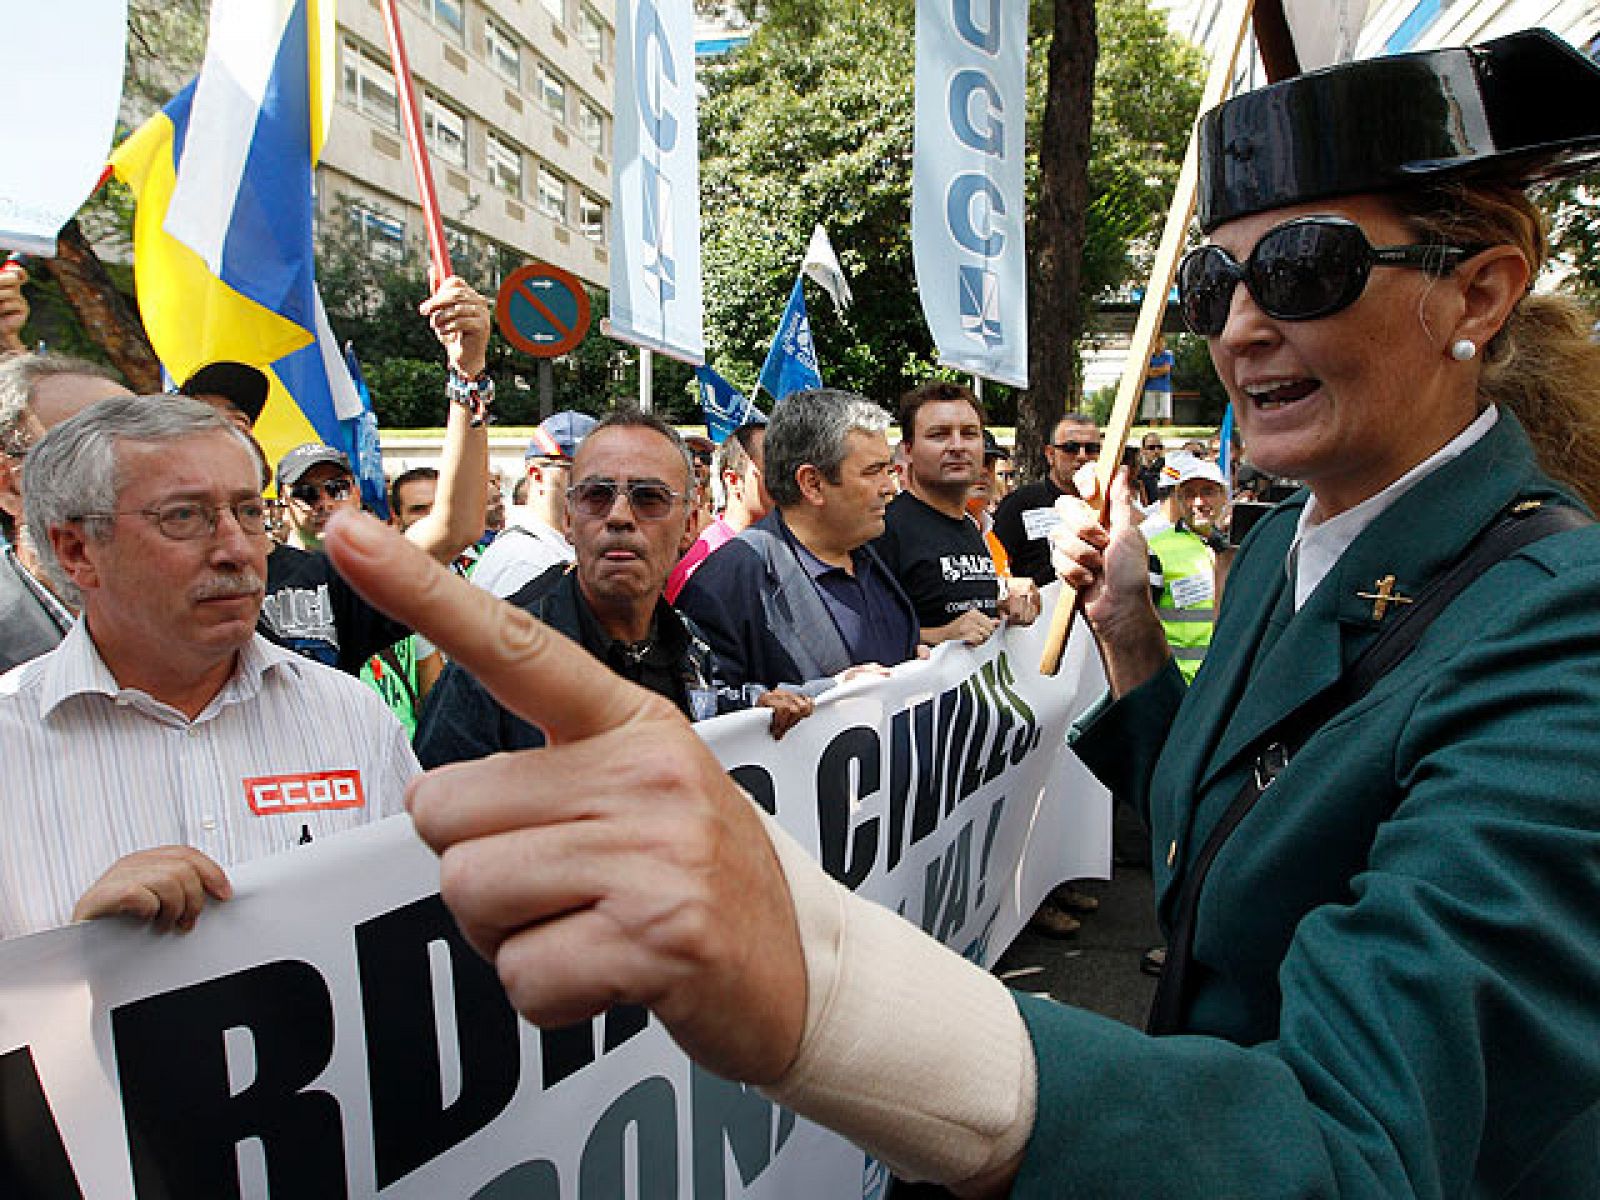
[39,622,304,724]
[1286,405,1499,609]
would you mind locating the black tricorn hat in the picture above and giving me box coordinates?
[1197,29,1600,232]
[180,361,270,425]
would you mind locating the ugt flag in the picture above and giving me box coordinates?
[109,0,365,476]
[695,365,764,444]
[756,278,822,403]
[911,0,1028,388]
[609,0,705,364]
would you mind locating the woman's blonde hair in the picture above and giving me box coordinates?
[1398,181,1600,511]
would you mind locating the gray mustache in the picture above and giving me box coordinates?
[193,571,265,601]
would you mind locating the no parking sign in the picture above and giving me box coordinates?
[495,263,592,357]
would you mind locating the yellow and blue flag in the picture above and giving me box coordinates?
[108,0,378,485]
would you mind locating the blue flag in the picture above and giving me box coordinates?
[341,342,388,521]
[756,277,822,402]
[695,366,765,444]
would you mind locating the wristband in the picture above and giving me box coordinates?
[446,368,494,428]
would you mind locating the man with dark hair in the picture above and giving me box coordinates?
[388,466,440,530]
[416,409,810,764]
[992,412,1102,586]
[677,388,918,691]
[0,353,133,671]
[873,381,1040,647]
[0,395,416,938]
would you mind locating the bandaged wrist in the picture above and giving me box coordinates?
[758,813,1037,1189]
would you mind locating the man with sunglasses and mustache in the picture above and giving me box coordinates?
[415,410,812,767]
[991,411,1102,588]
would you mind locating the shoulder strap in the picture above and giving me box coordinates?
[1147,500,1591,1036]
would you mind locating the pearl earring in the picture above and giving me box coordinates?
[1450,338,1477,362]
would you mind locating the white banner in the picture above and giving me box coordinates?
[911,0,1029,388]
[609,0,706,365]
[0,594,1108,1198]
[0,2,127,255]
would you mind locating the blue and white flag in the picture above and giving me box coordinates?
[341,342,389,520]
[911,0,1028,388]
[609,0,705,364]
[696,365,765,444]
[756,277,822,402]
[1218,401,1234,483]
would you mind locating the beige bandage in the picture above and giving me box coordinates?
[759,814,1037,1190]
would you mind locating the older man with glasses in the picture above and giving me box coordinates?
[0,395,418,939]
[415,409,811,767]
[992,411,1104,588]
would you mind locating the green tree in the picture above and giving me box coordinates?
[1542,181,1600,307]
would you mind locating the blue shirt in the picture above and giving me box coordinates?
[792,537,917,668]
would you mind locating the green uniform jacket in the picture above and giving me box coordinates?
[1013,410,1600,1197]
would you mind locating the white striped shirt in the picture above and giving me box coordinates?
[0,622,420,938]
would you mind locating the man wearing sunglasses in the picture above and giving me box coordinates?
[416,410,813,767]
[0,396,417,938]
[991,411,1103,587]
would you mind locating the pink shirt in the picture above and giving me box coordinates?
[666,517,737,603]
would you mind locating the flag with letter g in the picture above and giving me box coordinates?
[756,277,823,402]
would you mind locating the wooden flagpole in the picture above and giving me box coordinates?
[1038,0,1257,676]
[378,0,453,281]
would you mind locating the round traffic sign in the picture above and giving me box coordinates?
[495,263,593,358]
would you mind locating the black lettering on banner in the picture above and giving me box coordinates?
[0,1045,85,1199]
[356,896,521,1189]
[922,819,974,938]
[542,1007,652,1091]
[690,1066,792,1195]
[729,764,777,815]
[887,707,915,872]
[995,654,1041,763]
[960,668,996,803]
[111,960,346,1198]
[971,797,1007,913]
[815,726,881,889]
[981,661,1016,786]
[941,681,976,817]
[470,1158,562,1199]
[905,697,943,856]
[580,1075,677,1198]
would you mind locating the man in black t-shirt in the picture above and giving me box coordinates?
[991,412,1102,587]
[873,382,1039,647]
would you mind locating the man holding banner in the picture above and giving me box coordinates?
[2,396,417,939]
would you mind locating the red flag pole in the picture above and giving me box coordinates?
[377,0,453,281]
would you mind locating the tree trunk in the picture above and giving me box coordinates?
[1019,0,1096,483]
[44,220,162,392]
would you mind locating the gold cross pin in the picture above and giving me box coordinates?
[1355,574,1414,621]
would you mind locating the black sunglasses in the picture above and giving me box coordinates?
[1177,216,1481,337]
[287,476,355,506]
[1052,440,1102,456]
[568,478,683,520]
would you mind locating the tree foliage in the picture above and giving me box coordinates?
[696,0,1206,425]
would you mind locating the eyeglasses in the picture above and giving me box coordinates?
[75,498,274,540]
[287,477,355,506]
[567,479,683,520]
[1178,215,1481,337]
[1051,440,1102,456]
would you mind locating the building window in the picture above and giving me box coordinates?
[579,193,605,241]
[486,131,523,197]
[578,100,606,153]
[578,6,610,62]
[424,0,465,41]
[341,41,400,131]
[540,0,565,25]
[537,64,568,124]
[349,203,406,262]
[485,19,522,85]
[537,166,568,223]
[423,93,467,168]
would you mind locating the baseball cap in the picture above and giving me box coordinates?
[982,430,1010,460]
[180,361,270,425]
[277,443,353,490]
[525,410,598,461]
[1169,453,1227,490]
